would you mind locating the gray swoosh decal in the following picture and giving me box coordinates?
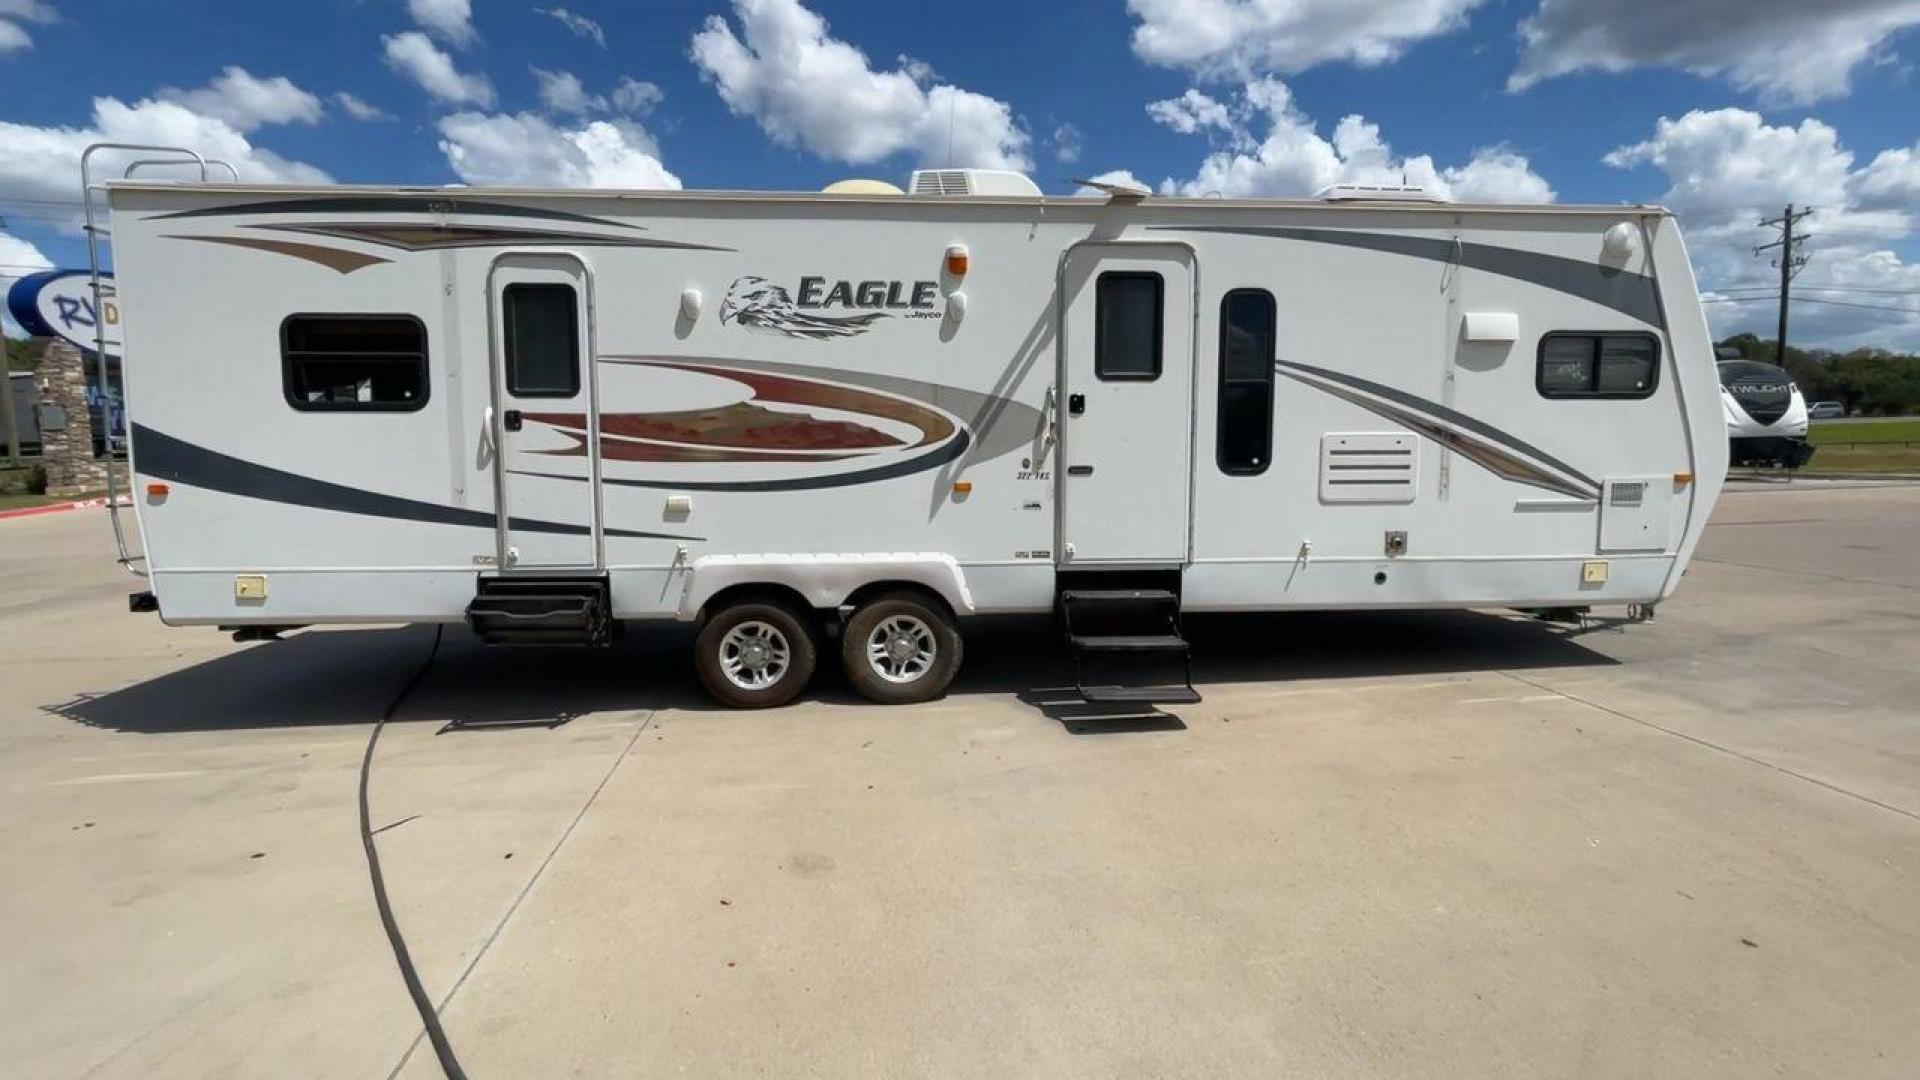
[149,196,639,230]
[1156,225,1664,327]
[1275,361,1600,500]
[132,424,696,541]
[600,355,1044,463]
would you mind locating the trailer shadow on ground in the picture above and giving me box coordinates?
[46,607,1618,736]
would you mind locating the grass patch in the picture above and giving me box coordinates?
[1802,444,1920,474]
[1808,418,1920,446]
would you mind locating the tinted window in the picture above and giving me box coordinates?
[281,315,428,412]
[1217,289,1276,475]
[1095,272,1163,380]
[504,283,581,397]
[1537,333,1659,399]
[1717,360,1789,387]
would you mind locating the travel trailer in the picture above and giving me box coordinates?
[101,157,1728,707]
[1717,359,1814,468]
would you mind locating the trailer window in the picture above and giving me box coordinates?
[1537,333,1659,399]
[1217,289,1276,475]
[503,283,581,397]
[281,315,428,412]
[1095,272,1163,380]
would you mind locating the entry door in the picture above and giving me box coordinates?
[489,253,599,570]
[1059,244,1195,563]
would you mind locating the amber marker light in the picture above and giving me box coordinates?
[146,483,170,499]
[1673,472,1693,486]
[945,244,969,277]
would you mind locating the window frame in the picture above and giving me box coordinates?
[280,312,430,413]
[501,282,583,399]
[1093,270,1165,382]
[1535,331,1662,400]
[1216,287,1277,476]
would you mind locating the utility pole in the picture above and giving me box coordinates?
[1755,204,1813,367]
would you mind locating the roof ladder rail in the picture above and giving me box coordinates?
[77,142,237,577]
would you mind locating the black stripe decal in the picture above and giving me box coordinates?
[150,197,638,230]
[1275,361,1601,499]
[132,424,693,541]
[1155,225,1665,327]
[512,428,972,492]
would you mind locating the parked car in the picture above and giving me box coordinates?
[1808,401,1846,419]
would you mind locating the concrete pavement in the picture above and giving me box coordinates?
[2,484,1918,1078]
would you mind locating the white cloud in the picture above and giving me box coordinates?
[1512,0,1920,106]
[1128,0,1483,78]
[1608,108,1920,349]
[156,67,324,132]
[1052,122,1084,165]
[611,77,663,116]
[437,112,679,189]
[408,0,476,48]
[1149,78,1555,203]
[0,233,53,336]
[0,96,331,231]
[1851,142,1920,212]
[533,68,605,114]
[690,0,1030,171]
[333,92,393,122]
[0,0,56,55]
[536,6,605,48]
[383,30,494,107]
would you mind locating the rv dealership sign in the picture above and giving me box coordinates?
[6,270,121,357]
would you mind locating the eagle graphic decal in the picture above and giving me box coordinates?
[719,276,890,340]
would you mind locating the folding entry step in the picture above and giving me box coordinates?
[465,576,612,646]
[1059,578,1200,705]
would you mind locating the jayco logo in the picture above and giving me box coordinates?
[719,275,941,340]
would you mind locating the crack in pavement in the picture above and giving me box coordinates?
[383,708,658,1080]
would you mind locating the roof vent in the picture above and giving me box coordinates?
[822,178,904,195]
[1316,183,1448,203]
[908,168,1042,197]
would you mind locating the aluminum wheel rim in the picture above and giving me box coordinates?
[866,614,937,685]
[719,620,791,691]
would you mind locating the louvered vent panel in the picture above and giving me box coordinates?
[1320,433,1418,504]
[911,169,972,195]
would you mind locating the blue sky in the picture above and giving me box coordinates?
[2,0,1918,348]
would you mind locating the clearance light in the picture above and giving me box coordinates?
[146,483,170,498]
[951,481,973,496]
[1673,472,1693,487]
[945,244,969,277]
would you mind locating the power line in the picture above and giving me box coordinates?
[1753,204,1815,365]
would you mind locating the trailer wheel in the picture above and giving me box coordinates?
[841,591,962,705]
[695,599,817,709]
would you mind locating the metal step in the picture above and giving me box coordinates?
[465,576,611,646]
[1081,684,1203,705]
[1068,633,1189,653]
[1059,588,1177,606]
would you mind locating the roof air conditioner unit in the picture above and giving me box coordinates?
[1317,183,1448,203]
[908,169,1042,197]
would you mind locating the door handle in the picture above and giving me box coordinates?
[502,409,523,432]
[1068,393,1085,416]
[480,406,496,456]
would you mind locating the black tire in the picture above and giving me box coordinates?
[694,599,818,709]
[841,591,962,705]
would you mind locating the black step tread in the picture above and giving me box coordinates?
[1081,685,1203,704]
[1059,588,1179,604]
[1069,633,1189,652]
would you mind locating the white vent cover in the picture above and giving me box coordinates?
[1598,476,1670,552]
[1316,183,1448,203]
[1320,433,1418,504]
[908,168,1042,197]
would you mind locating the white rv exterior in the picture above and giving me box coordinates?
[105,170,1728,705]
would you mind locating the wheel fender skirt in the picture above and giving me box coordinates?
[677,553,974,621]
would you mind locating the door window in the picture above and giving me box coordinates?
[1095,272,1163,381]
[503,283,581,397]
